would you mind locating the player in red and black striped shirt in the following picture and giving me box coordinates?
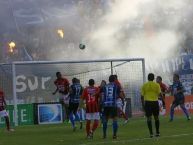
[156,76,168,109]
[0,90,14,132]
[52,72,70,121]
[114,75,128,124]
[53,72,70,99]
[81,79,100,139]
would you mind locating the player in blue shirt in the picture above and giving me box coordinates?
[101,75,121,139]
[69,78,83,131]
[169,74,190,121]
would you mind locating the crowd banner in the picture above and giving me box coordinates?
[165,95,193,115]
[0,104,34,127]
[125,98,132,118]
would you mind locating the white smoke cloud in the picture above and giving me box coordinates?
[7,0,191,66]
[84,0,190,63]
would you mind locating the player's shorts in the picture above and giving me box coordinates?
[158,99,166,115]
[144,101,159,117]
[68,102,79,113]
[103,107,118,118]
[99,104,103,113]
[59,94,69,105]
[0,110,8,117]
[116,98,123,110]
[86,112,100,120]
[172,98,185,106]
[158,99,163,108]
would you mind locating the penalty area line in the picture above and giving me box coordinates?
[79,132,193,145]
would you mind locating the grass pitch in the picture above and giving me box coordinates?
[1,116,193,145]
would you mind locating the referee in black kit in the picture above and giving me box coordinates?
[141,73,161,138]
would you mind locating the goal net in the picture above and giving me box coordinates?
[0,58,145,125]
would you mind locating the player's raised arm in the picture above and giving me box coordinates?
[79,89,86,109]
[3,94,7,107]
[52,88,58,95]
[52,72,60,95]
[65,78,70,94]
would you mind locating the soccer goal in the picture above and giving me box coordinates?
[0,58,145,126]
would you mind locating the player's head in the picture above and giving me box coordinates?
[109,75,115,82]
[148,73,154,81]
[100,80,106,87]
[56,72,62,79]
[76,78,80,83]
[113,74,118,80]
[173,73,179,82]
[156,76,162,83]
[89,79,95,86]
[72,78,77,84]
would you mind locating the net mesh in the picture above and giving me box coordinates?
[0,59,144,115]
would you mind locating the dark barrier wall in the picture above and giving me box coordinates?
[125,98,132,118]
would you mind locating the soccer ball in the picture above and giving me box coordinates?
[79,43,86,50]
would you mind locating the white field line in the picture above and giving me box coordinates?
[79,132,193,145]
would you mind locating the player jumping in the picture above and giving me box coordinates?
[52,72,70,122]
[69,78,83,131]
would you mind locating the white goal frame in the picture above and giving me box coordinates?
[11,58,145,126]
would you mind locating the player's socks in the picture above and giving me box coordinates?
[147,120,153,135]
[102,121,107,138]
[155,120,160,135]
[80,121,83,129]
[86,120,91,136]
[170,108,174,121]
[92,120,99,132]
[112,120,118,137]
[162,101,166,109]
[69,113,75,128]
[180,105,190,119]
[121,110,128,121]
[75,112,80,121]
[5,117,10,131]
[73,112,82,129]
[89,131,93,139]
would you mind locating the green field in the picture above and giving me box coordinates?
[1,116,193,145]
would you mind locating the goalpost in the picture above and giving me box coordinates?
[0,58,145,126]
